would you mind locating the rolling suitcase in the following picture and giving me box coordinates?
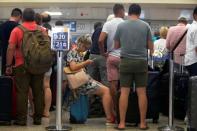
[116,90,140,126]
[160,72,189,119]
[174,72,189,119]
[0,76,16,125]
[146,55,161,123]
[159,56,189,119]
[116,71,160,125]
[88,95,105,118]
[146,71,160,123]
[188,76,197,131]
[0,53,16,125]
[70,94,89,124]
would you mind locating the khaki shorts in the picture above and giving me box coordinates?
[119,58,148,88]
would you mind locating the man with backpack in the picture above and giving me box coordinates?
[6,8,53,126]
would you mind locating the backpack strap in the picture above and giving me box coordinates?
[18,25,41,32]
[36,25,41,30]
[17,25,28,32]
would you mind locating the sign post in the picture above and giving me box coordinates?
[46,26,72,131]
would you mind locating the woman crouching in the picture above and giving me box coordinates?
[66,35,115,125]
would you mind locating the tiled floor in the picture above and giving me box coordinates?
[0,111,186,131]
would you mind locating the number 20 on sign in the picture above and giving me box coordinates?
[51,27,70,51]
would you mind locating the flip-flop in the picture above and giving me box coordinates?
[114,126,125,130]
[139,126,149,130]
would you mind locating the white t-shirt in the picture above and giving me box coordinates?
[185,21,197,66]
[102,17,124,57]
[153,38,168,58]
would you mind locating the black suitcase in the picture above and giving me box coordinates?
[159,72,189,119]
[116,91,140,126]
[88,95,105,118]
[159,73,169,115]
[116,71,160,125]
[0,76,15,125]
[174,72,189,119]
[188,76,197,131]
[146,71,160,123]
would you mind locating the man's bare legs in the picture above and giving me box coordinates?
[110,80,119,114]
[118,87,130,129]
[118,87,148,129]
[136,87,148,128]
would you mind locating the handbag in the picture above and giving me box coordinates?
[64,67,90,89]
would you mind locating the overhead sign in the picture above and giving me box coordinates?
[76,21,91,33]
[65,21,76,32]
[51,26,70,51]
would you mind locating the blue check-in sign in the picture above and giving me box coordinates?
[51,27,70,51]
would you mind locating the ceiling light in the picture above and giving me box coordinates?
[45,11,62,16]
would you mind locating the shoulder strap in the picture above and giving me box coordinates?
[18,25,41,32]
[36,25,45,32]
[17,25,28,32]
[171,29,188,52]
[36,25,41,30]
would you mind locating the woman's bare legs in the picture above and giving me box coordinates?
[94,82,114,121]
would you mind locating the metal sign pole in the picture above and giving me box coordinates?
[56,51,63,130]
[158,53,184,131]
[46,26,72,131]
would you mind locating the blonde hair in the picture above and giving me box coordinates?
[77,34,92,48]
[159,26,168,39]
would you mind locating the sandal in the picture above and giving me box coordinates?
[139,126,149,130]
[42,114,50,118]
[114,126,125,130]
[106,116,115,126]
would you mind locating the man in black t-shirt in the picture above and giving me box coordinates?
[0,8,22,75]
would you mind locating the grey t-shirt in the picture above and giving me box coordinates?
[114,19,152,60]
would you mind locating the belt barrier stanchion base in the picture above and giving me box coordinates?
[46,51,72,131]
[158,57,184,131]
[158,125,184,131]
[46,125,72,131]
